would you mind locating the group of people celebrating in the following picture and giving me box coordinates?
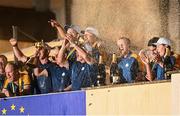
[0,19,178,98]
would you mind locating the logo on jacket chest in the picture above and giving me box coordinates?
[62,72,65,76]
[125,63,129,67]
[81,67,85,71]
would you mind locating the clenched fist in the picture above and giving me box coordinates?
[9,38,18,46]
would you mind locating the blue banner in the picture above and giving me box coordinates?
[0,91,86,115]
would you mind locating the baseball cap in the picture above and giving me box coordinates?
[148,37,159,46]
[85,27,99,37]
[153,37,171,46]
[64,25,81,34]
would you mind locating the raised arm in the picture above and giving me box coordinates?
[66,36,95,65]
[56,39,69,64]
[9,38,28,63]
[49,19,66,39]
[139,50,154,81]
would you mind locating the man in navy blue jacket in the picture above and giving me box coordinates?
[116,37,139,83]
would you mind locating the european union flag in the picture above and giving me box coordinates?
[0,91,86,115]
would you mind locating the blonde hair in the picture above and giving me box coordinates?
[5,62,19,72]
[118,37,131,47]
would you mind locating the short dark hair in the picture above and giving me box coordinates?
[148,37,159,46]
[0,55,7,61]
[64,25,71,32]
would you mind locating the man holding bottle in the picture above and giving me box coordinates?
[84,27,107,63]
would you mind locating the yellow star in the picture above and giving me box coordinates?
[19,106,25,113]
[11,104,16,110]
[1,108,7,115]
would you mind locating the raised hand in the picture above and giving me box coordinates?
[139,51,150,65]
[154,54,162,63]
[9,38,18,46]
[141,56,150,65]
[65,34,74,43]
[62,39,70,49]
[49,19,60,27]
[2,89,11,97]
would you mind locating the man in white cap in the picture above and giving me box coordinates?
[155,37,171,57]
[141,37,176,81]
[84,27,107,63]
[139,37,159,81]
[84,27,99,44]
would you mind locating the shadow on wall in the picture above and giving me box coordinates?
[0,6,57,42]
[69,0,180,53]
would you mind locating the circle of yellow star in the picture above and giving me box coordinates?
[19,106,25,113]
[11,104,16,110]
[2,108,7,115]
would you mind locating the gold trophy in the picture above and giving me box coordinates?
[34,40,45,49]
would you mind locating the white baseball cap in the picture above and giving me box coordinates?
[85,27,99,37]
[153,37,171,46]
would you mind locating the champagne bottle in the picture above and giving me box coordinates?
[97,55,106,86]
[110,53,120,84]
